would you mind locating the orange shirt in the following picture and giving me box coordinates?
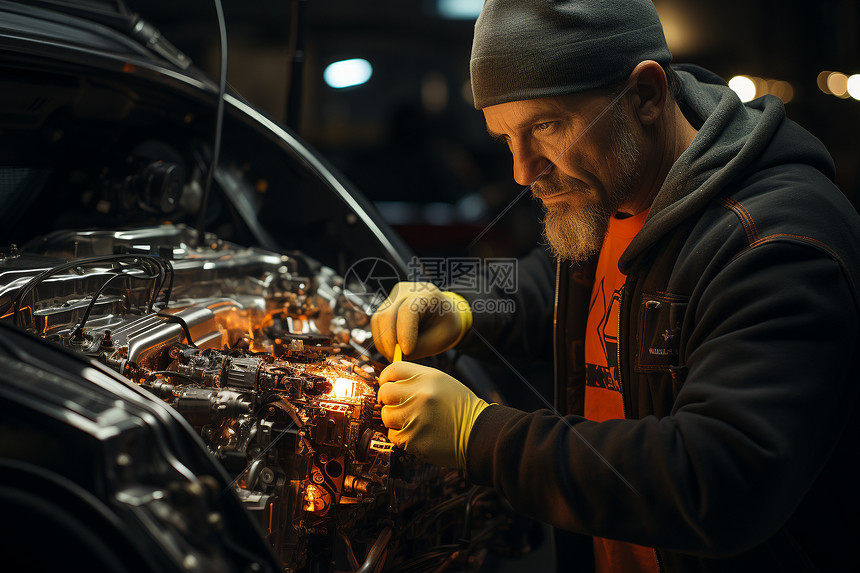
[584,209,657,573]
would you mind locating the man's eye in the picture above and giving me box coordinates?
[535,122,554,132]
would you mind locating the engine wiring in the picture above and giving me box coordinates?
[155,311,197,347]
[6,254,173,330]
[70,266,160,341]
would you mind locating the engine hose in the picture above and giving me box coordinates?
[354,526,393,573]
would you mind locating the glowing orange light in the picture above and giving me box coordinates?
[827,72,849,98]
[304,485,317,511]
[304,484,326,512]
[817,71,832,94]
[332,377,356,398]
[771,81,794,104]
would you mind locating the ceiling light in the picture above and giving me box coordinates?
[324,59,373,89]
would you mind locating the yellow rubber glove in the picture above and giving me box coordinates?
[377,362,491,469]
[370,281,472,362]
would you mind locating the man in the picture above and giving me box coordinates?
[371,1,860,571]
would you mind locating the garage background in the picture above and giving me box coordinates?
[130,0,860,261]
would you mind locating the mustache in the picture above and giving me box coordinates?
[530,174,589,199]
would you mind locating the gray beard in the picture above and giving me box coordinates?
[542,199,613,263]
[538,104,643,263]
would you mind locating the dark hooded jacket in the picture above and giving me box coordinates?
[458,66,860,572]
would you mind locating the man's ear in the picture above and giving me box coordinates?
[627,60,667,126]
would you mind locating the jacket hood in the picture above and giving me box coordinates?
[620,64,835,270]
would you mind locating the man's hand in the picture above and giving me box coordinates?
[371,282,472,362]
[377,362,491,469]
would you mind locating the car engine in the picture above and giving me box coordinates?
[0,224,521,573]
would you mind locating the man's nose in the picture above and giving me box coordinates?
[511,142,552,187]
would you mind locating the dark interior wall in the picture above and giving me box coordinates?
[132,0,860,258]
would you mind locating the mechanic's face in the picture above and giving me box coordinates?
[483,91,644,262]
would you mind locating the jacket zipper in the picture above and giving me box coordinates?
[616,278,628,420]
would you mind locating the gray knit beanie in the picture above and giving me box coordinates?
[470,0,672,109]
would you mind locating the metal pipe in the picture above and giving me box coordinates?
[337,530,360,571]
[354,526,393,573]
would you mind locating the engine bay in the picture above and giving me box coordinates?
[0,225,521,572]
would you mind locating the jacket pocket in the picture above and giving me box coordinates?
[635,292,688,375]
